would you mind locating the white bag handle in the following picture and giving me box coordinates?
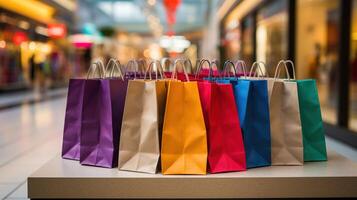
[86,61,105,79]
[145,60,165,80]
[222,60,237,77]
[249,61,267,78]
[126,59,140,79]
[195,59,210,78]
[161,57,173,72]
[105,58,124,80]
[274,60,296,80]
[172,59,190,81]
[235,60,247,78]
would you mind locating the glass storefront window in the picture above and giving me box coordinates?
[350,0,357,132]
[223,20,241,61]
[241,15,254,67]
[296,0,340,125]
[256,0,288,76]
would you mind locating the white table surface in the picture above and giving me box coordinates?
[28,150,357,198]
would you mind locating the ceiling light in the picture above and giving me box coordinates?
[35,26,48,36]
[148,0,156,6]
[29,42,36,51]
[18,20,30,30]
[0,40,6,48]
[159,35,191,53]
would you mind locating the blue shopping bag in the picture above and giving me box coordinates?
[219,78,271,168]
[235,79,271,168]
[209,60,271,168]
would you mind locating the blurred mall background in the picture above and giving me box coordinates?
[0,0,356,198]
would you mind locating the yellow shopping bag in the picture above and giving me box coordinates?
[161,59,207,175]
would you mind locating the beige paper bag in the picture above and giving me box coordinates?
[118,79,167,173]
[269,61,303,165]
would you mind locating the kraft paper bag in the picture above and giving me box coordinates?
[118,78,167,173]
[80,60,128,168]
[62,62,102,160]
[161,60,207,175]
[269,61,303,165]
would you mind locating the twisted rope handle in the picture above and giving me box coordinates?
[222,60,237,77]
[195,59,210,79]
[172,59,190,81]
[235,60,247,77]
[126,59,140,79]
[105,58,124,80]
[274,60,293,80]
[249,61,267,78]
[144,60,165,80]
[86,61,105,79]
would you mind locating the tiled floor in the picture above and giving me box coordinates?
[0,96,356,200]
[0,98,65,200]
[0,88,67,110]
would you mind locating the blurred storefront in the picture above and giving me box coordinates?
[0,0,77,92]
[76,0,202,72]
[351,0,357,133]
[221,0,357,137]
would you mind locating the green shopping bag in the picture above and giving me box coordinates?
[297,79,327,161]
[283,60,327,161]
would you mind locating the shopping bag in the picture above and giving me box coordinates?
[284,61,327,161]
[118,61,167,173]
[269,60,303,165]
[220,61,271,169]
[161,59,208,174]
[80,59,128,168]
[61,62,102,160]
[297,80,327,161]
[198,60,246,173]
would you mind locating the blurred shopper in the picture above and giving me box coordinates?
[29,54,36,88]
[324,53,338,106]
[352,52,357,83]
[351,52,357,113]
[50,51,60,81]
[308,43,321,79]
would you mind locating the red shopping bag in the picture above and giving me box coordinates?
[197,64,246,173]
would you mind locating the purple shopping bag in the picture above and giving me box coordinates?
[62,62,104,160]
[80,60,128,168]
[61,79,85,160]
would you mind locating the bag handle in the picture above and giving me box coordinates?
[195,59,211,78]
[144,60,165,80]
[181,58,194,74]
[172,59,190,81]
[222,60,237,77]
[138,59,148,77]
[161,57,173,72]
[182,59,194,74]
[210,60,219,78]
[249,61,267,78]
[86,61,105,79]
[274,60,296,80]
[235,60,247,77]
[278,60,296,80]
[105,58,124,80]
[126,59,140,79]
[284,60,296,80]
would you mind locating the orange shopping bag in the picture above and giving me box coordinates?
[161,59,208,174]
